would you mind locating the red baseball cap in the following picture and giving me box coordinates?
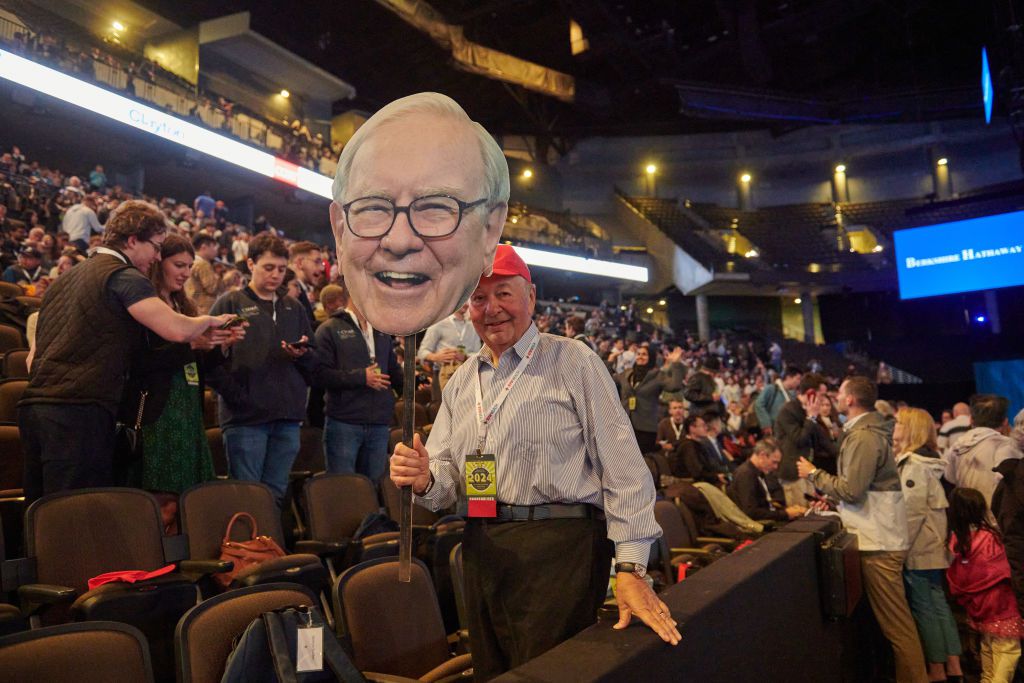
[482,244,531,283]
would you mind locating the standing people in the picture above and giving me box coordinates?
[121,234,245,529]
[288,241,324,325]
[684,356,721,419]
[754,365,802,435]
[774,373,826,507]
[945,394,1023,507]
[418,303,480,396]
[617,344,684,454]
[19,200,232,502]
[390,244,677,681]
[184,233,224,315]
[206,233,315,505]
[314,284,402,482]
[946,488,1024,683]
[893,408,962,682]
[797,377,927,683]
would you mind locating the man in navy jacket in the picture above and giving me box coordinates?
[313,284,403,481]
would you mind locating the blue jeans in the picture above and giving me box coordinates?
[903,568,962,664]
[223,421,301,503]
[324,419,390,482]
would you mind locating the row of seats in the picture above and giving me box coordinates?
[0,477,473,682]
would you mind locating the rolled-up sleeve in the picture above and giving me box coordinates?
[575,351,661,565]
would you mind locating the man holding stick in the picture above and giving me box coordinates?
[391,246,680,681]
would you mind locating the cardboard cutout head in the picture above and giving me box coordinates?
[330,93,509,336]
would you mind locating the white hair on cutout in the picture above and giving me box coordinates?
[331,92,510,207]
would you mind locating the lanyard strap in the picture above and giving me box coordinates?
[474,335,540,452]
[671,421,683,441]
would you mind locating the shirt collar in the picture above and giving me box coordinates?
[479,322,538,369]
[843,411,870,432]
[93,246,129,265]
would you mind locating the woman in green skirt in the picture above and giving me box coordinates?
[120,233,244,531]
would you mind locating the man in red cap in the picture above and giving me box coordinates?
[391,245,679,681]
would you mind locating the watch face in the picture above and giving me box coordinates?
[634,565,647,578]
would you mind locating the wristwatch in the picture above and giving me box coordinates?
[614,562,647,579]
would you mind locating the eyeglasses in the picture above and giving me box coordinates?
[341,194,488,239]
[145,239,164,252]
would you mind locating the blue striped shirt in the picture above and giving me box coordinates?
[417,323,661,565]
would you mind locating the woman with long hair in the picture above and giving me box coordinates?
[947,487,1024,683]
[119,233,243,531]
[893,408,962,681]
[616,344,684,453]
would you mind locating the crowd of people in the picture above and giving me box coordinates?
[5,106,1024,681]
[1,19,337,172]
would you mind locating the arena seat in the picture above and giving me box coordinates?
[11,488,227,678]
[0,327,23,355]
[177,480,328,600]
[0,282,23,298]
[380,474,442,526]
[1,350,28,379]
[333,556,472,681]
[296,473,397,581]
[0,379,27,422]
[0,621,154,683]
[174,583,315,683]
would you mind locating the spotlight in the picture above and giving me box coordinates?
[645,307,654,314]
[834,164,846,174]
[744,249,759,258]
[658,299,666,306]
[794,298,802,304]
[279,89,290,98]
[975,315,987,323]
[872,245,884,253]
[740,173,751,183]
[937,158,948,166]
[522,169,533,179]
[112,20,125,31]
[645,164,657,175]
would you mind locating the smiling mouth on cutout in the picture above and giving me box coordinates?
[375,271,430,289]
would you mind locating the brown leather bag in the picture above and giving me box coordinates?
[214,512,286,589]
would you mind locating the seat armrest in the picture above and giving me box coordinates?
[696,536,739,546]
[362,674,422,683]
[18,583,76,616]
[420,653,473,683]
[294,539,348,557]
[177,559,233,576]
[668,546,719,558]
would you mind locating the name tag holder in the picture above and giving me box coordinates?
[465,452,497,518]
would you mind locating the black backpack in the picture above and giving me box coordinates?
[221,605,366,683]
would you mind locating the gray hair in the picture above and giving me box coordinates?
[751,438,780,459]
[331,92,510,207]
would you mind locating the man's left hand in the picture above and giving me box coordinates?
[613,573,681,645]
[281,336,310,359]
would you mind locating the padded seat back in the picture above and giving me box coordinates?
[2,349,29,379]
[26,488,167,594]
[333,557,449,678]
[0,379,27,422]
[0,621,153,683]
[179,481,286,561]
[380,475,439,526]
[0,425,23,491]
[0,326,22,354]
[303,473,380,542]
[175,583,316,683]
[654,499,695,548]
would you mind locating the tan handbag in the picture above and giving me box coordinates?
[214,512,286,589]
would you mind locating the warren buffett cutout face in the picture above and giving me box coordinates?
[330,107,506,336]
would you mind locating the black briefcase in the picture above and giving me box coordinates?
[819,530,861,619]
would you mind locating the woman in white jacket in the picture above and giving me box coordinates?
[895,408,963,682]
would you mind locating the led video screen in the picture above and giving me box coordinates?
[893,210,1024,299]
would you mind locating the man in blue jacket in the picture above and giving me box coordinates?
[313,283,403,482]
[207,232,315,504]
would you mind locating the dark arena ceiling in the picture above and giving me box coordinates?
[142,0,1002,141]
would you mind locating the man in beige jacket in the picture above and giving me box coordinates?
[185,232,224,314]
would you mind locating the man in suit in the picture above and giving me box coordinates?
[729,438,806,522]
[773,373,827,506]
[288,240,323,326]
[673,413,729,485]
